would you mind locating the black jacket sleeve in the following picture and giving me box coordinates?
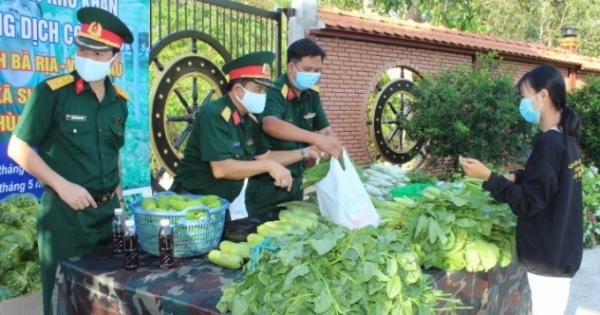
[483,156,559,218]
[511,169,525,185]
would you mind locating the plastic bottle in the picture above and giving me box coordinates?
[112,208,124,254]
[123,220,139,270]
[159,219,175,269]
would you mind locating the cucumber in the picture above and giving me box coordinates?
[364,184,383,197]
[208,250,244,269]
[247,233,265,246]
[219,241,251,259]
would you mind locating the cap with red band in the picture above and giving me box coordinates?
[222,51,276,87]
[74,7,134,52]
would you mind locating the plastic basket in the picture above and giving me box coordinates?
[391,183,435,199]
[131,192,229,258]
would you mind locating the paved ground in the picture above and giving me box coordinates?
[567,246,600,315]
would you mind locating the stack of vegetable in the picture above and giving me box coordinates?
[0,193,41,301]
[216,220,462,315]
[378,178,516,273]
[301,157,366,190]
[140,194,222,220]
[363,164,411,202]
[209,207,321,270]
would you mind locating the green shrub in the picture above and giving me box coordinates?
[568,75,600,167]
[406,53,535,178]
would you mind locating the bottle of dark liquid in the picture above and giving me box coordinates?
[112,208,124,254]
[123,220,139,270]
[159,219,175,269]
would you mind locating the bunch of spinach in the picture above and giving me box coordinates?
[217,223,463,315]
[301,156,366,190]
[0,193,41,301]
[380,177,516,273]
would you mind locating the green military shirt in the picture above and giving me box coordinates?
[12,71,128,194]
[172,94,270,202]
[245,74,330,215]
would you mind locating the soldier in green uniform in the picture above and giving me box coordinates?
[6,7,133,315]
[171,51,319,213]
[245,38,343,216]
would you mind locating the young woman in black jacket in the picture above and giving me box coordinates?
[460,64,583,315]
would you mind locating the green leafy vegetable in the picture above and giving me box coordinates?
[0,193,41,301]
[217,223,463,314]
[379,176,516,272]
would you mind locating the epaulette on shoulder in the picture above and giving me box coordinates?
[46,74,74,91]
[281,84,289,98]
[309,85,320,93]
[114,85,130,101]
[221,106,232,122]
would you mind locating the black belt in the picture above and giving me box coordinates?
[44,187,115,204]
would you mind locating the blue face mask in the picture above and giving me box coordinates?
[519,92,543,124]
[292,64,321,90]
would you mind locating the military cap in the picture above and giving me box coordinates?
[75,7,134,52]
[222,51,276,87]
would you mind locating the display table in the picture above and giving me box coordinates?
[53,250,531,315]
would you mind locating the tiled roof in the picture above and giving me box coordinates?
[315,8,600,71]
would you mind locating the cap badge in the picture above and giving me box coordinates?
[262,63,271,76]
[88,22,103,37]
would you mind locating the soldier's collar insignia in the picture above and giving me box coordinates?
[232,110,241,126]
[262,63,271,76]
[75,79,85,94]
[287,88,295,101]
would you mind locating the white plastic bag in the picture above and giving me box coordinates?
[316,150,380,230]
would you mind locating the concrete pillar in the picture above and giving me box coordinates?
[288,0,322,45]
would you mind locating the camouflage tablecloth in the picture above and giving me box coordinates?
[53,251,242,315]
[53,212,531,315]
[426,256,532,315]
[53,249,531,315]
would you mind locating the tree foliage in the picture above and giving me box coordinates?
[318,0,600,57]
[405,53,534,178]
[568,76,600,167]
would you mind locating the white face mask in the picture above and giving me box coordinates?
[74,54,116,82]
[234,85,267,114]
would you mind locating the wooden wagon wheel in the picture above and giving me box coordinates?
[149,31,229,191]
[369,79,426,166]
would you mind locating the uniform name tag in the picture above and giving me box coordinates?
[66,114,86,122]
[231,141,241,148]
[303,112,316,119]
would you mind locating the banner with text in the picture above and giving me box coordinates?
[0,0,150,199]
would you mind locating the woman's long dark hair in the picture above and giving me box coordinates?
[517,64,580,142]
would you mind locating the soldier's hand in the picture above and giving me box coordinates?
[57,182,98,210]
[267,162,293,192]
[316,135,342,159]
[307,145,323,160]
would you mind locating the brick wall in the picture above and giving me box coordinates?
[316,36,472,167]
[313,35,589,171]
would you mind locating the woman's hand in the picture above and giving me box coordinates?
[504,173,516,182]
[459,157,492,181]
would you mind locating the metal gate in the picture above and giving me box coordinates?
[148,0,290,191]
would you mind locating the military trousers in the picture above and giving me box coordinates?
[245,176,303,216]
[39,192,117,315]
